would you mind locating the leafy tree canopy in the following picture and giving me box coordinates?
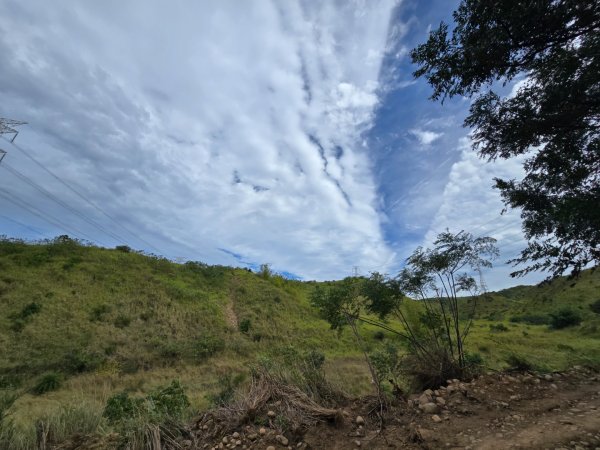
[411,0,600,277]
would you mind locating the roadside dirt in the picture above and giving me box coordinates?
[190,367,600,450]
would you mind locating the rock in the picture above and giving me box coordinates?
[259,428,267,435]
[223,437,229,444]
[247,433,258,441]
[267,410,276,418]
[355,440,361,447]
[233,432,240,439]
[267,447,276,450]
[276,435,289,446]
[419,403,440,414]
[436,397,446,406]
[432,415,442,423]
[356,415,365,425]
[550,384,558,389]
[424,389,433,396]
[418,393,432,405]
[544,374,553,381]
[235,440,241,446]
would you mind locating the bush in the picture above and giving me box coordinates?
[89,304,111,322]
[549,307,582,329]
[103,392,143,424]
[104,381,190,425]
[505,354,533,372]
[114,315,132,329]
[589,299,600,314]
[115,245,132,253]
[62,350,103,374]
[509,314,549,325]
[239,318,251,334]
[192,334,224,360]
[373,330,385,341]
[33,373,62,395]
[147,381,190,419]
[489,323,509,332]
[207,373,245,406]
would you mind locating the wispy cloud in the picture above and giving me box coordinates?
[0,0,399,280]
[410,128,443,146]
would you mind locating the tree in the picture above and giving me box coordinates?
[411,0,600,278]
[311,231,498,389]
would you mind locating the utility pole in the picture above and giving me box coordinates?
[0,117,27,164]
[352,266,360,277]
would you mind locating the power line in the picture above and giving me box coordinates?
[0,213,49,239]
[0,187,102,244]
[1,136,165,255]
[1,161,131,245]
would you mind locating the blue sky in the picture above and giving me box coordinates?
[0,0,545,289]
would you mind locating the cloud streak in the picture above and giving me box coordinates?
[0,0,400,280]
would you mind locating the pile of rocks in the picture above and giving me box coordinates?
[408,378,470,422]
[192,409,307,450]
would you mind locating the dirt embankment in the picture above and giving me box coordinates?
[188,367,600,450]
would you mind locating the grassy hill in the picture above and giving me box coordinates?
[0,237,598,448]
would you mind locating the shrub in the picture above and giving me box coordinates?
[373,330,385,341]
[505,354,533,372]
[114,315,132,329]
[33,373,62,395]
[89,304,111,322]
[62,350,103,374]
[103,381,190,425]
[239,318,251,334]
[147,380,190,419]
[207,373,245,406]
[489,323,509,332]
[192,334,224,360]
[589,299,600,315]
[549,307,582,329]
[19,302,41,318]
[509,314,549,325]
[464,352,484,370]
[103,392,143,424]
[115,245,132,253]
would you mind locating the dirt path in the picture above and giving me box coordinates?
[189,367,600,450]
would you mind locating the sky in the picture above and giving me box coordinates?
[0,0,547,290]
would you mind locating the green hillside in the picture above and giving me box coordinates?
[0,237,598,448]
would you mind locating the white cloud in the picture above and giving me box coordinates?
[410,128,443,146]
[0,0,400,280]
[423,138,546,290]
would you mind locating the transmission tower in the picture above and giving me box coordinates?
[476,266,488,295]
[0,118,27,163]
[352,266,360,277]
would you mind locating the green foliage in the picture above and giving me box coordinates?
[103,392,144,424]
[146,380,190,419]
[590,299,600,314]
[32,373,62,395]
[411,0,600,277]
[489,323,509,332]
[89,304,111,322]
[191,334,224,360]
[115,245,132,253]
[373,330,385,341]
[9,302,42,332]
[369,342,401,385]
[505,354,533,372]
[239,318,251,333]
[549,307,582,329]
[62,350,104,374]
[207,373,245,406]
[114,314,132,329]
[509,314,549,325]
[104,380,190,426]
